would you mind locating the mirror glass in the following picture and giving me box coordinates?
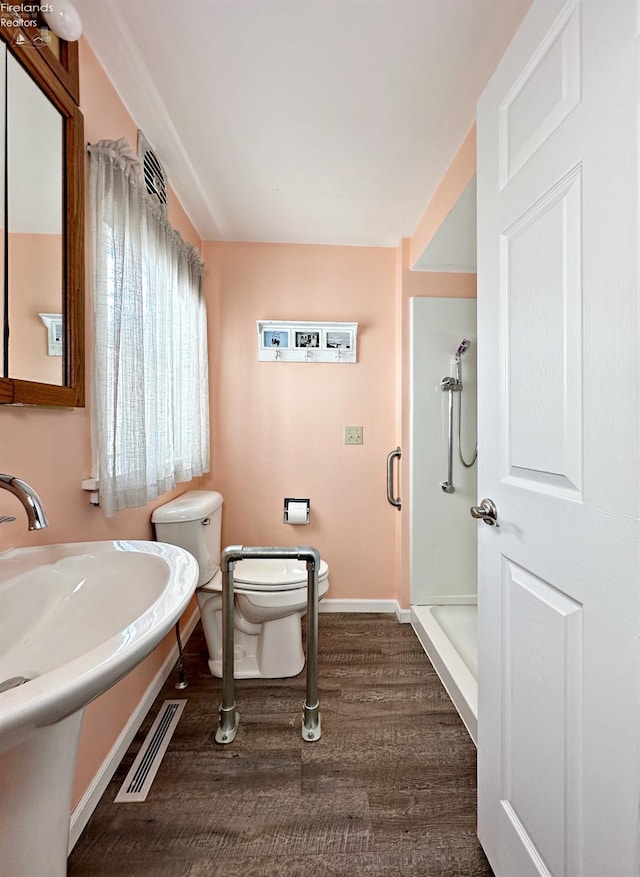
[0,42,5,377]
[5,51,64,385]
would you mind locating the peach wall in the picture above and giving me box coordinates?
[8,232,63,385]
[203,241,398,601]
[0,37,204,812]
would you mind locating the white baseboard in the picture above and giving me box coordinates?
[68,607,200,853]
[320,599,410,623]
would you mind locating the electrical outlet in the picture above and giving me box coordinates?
[344,426,363,445]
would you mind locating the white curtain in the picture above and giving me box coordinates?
[89,138,209,518]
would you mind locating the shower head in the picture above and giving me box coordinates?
[455,339,471,360]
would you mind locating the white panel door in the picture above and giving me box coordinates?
[476,2,640,876]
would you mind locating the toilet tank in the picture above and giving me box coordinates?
[151,490,223,587]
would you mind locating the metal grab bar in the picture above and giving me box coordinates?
[215,545,322,745]
[386,447,402,509]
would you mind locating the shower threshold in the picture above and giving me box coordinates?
[411,603,477,745]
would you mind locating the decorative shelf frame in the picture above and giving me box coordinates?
[257,320,358,363]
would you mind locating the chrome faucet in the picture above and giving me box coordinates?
[0,475,49,530]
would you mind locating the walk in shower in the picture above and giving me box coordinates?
[409,297,478,742]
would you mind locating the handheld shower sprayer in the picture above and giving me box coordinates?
[440,338,478,493]
[455,338,471,381]
[455,338,471,360]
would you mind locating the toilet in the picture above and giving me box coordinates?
[151,490,329,679]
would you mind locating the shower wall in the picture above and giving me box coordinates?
[410,296,477,605]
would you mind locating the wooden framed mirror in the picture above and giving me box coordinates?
[0,19,84,407]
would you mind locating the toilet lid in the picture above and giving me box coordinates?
[233,557,329,590]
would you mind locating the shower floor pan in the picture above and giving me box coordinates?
[411,603,477,745]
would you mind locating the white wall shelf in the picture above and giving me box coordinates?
[257,320,358,363]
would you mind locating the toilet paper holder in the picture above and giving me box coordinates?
[284,497,310,525]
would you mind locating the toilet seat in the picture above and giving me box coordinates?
[233,557,329,591]
[237,575,330,609]
[199,559,329,596]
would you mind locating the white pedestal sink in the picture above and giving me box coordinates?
[0,540,199,877]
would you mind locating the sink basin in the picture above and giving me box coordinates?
[0,539,199,876]
[0,539,198,751]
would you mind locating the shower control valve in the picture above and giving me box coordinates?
[441,376,462,392]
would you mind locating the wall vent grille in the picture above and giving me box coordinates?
[137,130,168,210]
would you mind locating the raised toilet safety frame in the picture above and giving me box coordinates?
[215,545,322,744]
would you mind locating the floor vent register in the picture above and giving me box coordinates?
[114,699,187,803]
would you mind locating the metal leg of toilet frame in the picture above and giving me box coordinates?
[214,545,322,745]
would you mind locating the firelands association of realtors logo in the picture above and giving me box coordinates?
[1,3,54,47]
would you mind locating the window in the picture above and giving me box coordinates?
[89,139,209,517]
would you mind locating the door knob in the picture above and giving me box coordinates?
[470,498,499,527]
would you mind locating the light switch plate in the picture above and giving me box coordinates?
[344,426,363,445]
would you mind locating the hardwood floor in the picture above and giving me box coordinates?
[68,614,492,876]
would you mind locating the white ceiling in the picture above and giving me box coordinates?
[75,0,529,248]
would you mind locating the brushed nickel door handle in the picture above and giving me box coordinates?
[470,498,499,527]
[386,447,401,510]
